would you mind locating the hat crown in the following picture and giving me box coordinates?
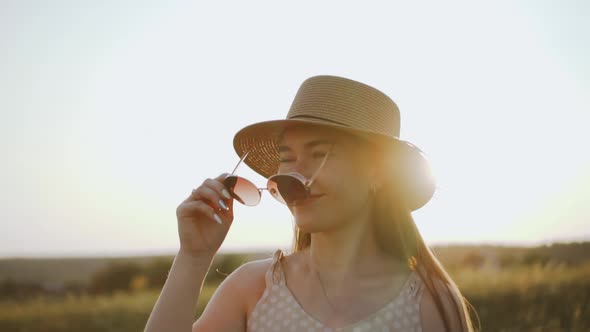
[287,76,401,138]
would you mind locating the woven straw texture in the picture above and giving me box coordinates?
[232,75,435,210]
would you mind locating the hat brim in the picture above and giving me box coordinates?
[233,118,435,210]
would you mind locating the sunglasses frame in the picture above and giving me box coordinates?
[223,146,332,206]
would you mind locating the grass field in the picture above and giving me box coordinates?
[453,263,590,331]
[0,285,218,332]
[1,244,589,331]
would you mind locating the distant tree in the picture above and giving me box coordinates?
[498,253,518,268]
[206,254,246,284]
[0,278,43,300]
[89,261,142,294]
[144,257,173,289]
[522,251,551,266]
[129,275,149,292]
[462,251,486,269]
[64,280,86,296]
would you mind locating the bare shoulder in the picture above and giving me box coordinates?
[419,273,467,332]
[214,257,275,311]
[192,257,273,332]
[225,257,273,294]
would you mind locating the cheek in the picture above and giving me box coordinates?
[322,168,370,206]
[323,160,368,191]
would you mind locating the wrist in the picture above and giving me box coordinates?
[177,248,216,265]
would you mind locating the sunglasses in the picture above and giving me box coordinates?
[223,148,331,206]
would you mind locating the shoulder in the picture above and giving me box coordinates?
[419,272,467,332]
[192,256,274,331]
[222,256,275,308]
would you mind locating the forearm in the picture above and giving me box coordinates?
[144,250,214,332]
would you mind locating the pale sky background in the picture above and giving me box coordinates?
[1,1,589,257]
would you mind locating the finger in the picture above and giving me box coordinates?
[188,175,232,201]
[203,178,232,201]
[214,173,231,181]
[192,186,229,212]
[213,202,233,224]
[177,200,226,225]
[213,173,233,201]
[214,176,235,212]
[177,199,209,218]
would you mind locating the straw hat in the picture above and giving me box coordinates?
[233,75,435,210]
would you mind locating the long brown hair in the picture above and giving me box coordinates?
[290,141,478,332]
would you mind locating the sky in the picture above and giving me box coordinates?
[1,1,589,257]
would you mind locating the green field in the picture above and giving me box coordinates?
[1,243,589,331]
[0,286,219,332]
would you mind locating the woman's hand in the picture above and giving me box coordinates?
[146,176,233,332]
[176,173,234,257]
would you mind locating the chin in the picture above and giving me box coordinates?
[294,214,331,234]
[294,217,313,232]
[293,215,318,232]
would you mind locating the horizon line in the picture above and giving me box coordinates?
[2,238,589,259]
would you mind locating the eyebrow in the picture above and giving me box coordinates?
[278,139,333,152]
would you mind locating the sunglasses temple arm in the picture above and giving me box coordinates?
[230,150,250,175]
[306,149,331,188]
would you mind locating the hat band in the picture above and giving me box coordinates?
[289,115,352,128]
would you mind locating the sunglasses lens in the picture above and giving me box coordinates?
[268,175,308,205]
[223,176,261,206]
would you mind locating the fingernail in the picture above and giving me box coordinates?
[218,199,228,210]
[222,189,231,200]
[213,213,223,225]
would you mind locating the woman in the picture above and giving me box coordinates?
[145,76,476,331]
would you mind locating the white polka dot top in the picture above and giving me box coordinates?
[247,250,425,332]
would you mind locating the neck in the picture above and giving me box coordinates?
[306,210,395,279]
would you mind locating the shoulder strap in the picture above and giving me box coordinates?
[407,270,425,299]
[264,249,286,287]
[407,266,426,301]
